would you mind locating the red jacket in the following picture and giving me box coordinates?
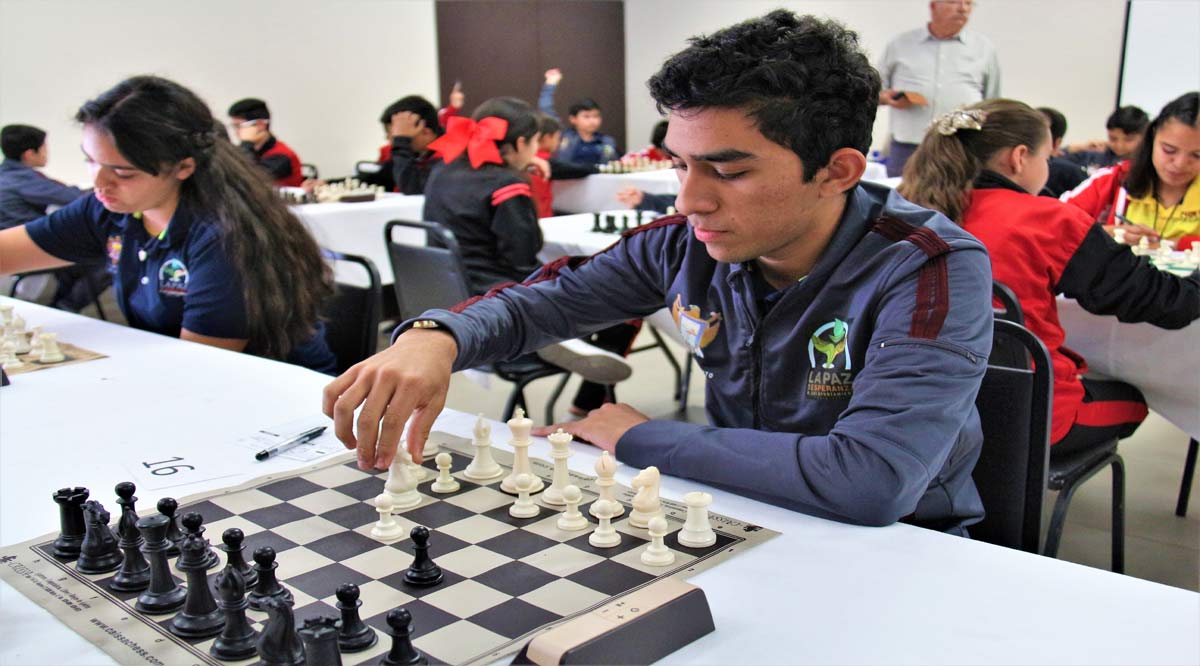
[528,149,554,218]
[260,137,304,187]
[1059,160,1130,226]
[965,174,1200,443]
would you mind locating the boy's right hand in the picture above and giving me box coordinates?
[322,328,458,471]
[615,187,645,208]
[389,111,426,139]
[545,68,563,85]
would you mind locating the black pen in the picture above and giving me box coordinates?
[255,426,327,461]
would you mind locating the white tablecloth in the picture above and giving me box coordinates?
[0,298,1197,665]
[1058,296,1200,439]
[292,194,425,286]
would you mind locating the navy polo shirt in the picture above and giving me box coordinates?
[25,194,336,373]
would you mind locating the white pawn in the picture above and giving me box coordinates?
[28,326,43,357]
[588,499,621,548]
[640,516,675,567]
[465,414,503,480]
[385,451,421,509]
[629,466,663,529]
[370,493,404,540]
[501,408,543,493]
[509,473,539,519]
[542,429,573,505]
[556,485,589,531]
[1,341,23,370]
[590,451,624,518]
[0,304,12,326]
[678,492,717,548]
[38,332,64,363]
[9,318,30,355]
[430,452,460,494]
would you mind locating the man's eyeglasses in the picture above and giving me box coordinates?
[228,119,260,130]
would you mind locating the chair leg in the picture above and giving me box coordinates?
[647,327,683,400]
[678,355,694,415]
[1177,438,1198,517]
[503,386,527,422]
[1110,457,1125,574]
[1043,480,1084,559]
[544,373,571,425]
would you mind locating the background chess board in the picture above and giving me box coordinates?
[5,337,106,376]
[0,432,777,666]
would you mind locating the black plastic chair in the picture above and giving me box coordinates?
[383,219,571,423]
[300,163,319,180]
[1178,438,1198,517]
[972,319,1051,553]
[9,266,108,321]
[992,279,1125,573]
[321,250,382,375]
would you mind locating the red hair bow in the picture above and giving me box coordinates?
[428,116,509,169]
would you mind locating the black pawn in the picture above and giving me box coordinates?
[76,500,123,574]
[299,616,343,666]
[134,514,187,614]
[52,487,90,559]
[336,583,377,652]
[402,526,443,587]
[179,511,221,570]
[170,533,226,638]
[248,546,293,611]
[219,528,258,589]
[157,497,185,558]
[380,607,426,666]
[110,482,151,592]
[211,564,258,661]
[257,596,305,666]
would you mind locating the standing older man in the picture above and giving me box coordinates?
[877,0,1000,177]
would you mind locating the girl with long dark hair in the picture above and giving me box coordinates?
[0,75,336,371]
[1061,92,1200,245]
[900,98,1199,453]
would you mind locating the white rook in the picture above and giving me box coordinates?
[678,492,716,548]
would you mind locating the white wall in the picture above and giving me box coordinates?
[624,0,1128,155]
[1120,0,1200,116]
[0,0,439,185]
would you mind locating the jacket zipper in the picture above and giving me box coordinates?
[878,339,980,364]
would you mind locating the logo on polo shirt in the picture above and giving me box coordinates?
[806,318,855,400]
[106,236,122,270]
[670,294,722,358]
[158,258,189,296]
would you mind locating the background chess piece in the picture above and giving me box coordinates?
[134,514,187,614]
[219,528,258,588]
[110,482,151,592]
[298,616,342,666]
[170,532,225,638]
[403,526,444,586]
[211,564,259,661]
[52,486,89,559]
[156,498,185,558]
[335,583,377,652]
[76,500,122,574]
[591,452,624,518]
[464,414,502,480]
[248,546,294,611]
[256,596,305,666]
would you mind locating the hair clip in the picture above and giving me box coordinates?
[935,109,987,136]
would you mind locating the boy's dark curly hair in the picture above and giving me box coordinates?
[647,9,880,181]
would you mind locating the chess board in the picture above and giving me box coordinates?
[4,337,106,376]
[0,432,778,666]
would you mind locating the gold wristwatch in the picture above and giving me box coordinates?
[411,319,442,330]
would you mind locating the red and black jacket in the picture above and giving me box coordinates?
[244,136,303,187]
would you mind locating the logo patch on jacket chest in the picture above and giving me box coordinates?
[806,318,855,399]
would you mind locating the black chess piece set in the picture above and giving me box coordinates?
[591,211,650,234]
[278,189,317,205]
[51,483,433,665]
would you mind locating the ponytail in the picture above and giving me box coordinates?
[899,99,1049,223]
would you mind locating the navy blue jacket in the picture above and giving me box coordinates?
[0,159,85,229]
[400,183,994,533]
[25,194,336,373]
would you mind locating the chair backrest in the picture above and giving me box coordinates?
[301,163,319,180]
[384,219,473,320]
[989,280,1030,368]
[992,280,1023,325]
[971,319,1052,553]
[321,250,382,374]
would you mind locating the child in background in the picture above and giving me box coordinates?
[421,97,634,408]
[899,99,1198,454]
[538,69,619,166]
[360,96,443,195]
[0,76,337,372]
[227,98,304,187]
[1036,107,1087,197]
[529,113,562,218]
[1062,105,1148,173]
[1061,92,1200,244]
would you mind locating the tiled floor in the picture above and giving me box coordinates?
[61,288,1200,592]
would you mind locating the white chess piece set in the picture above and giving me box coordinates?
[0,305,64,370]
[597,157,673,174]
[313,178,385,203]
[369,408,718,567]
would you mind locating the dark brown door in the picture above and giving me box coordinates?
[436,0,626,152]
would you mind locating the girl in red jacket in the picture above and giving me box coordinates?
[1060,92,1200,246]
[899,99,1199,454]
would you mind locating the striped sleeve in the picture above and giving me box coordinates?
[491,182,532,207]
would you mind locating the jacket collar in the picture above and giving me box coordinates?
[973,169,1026,194]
